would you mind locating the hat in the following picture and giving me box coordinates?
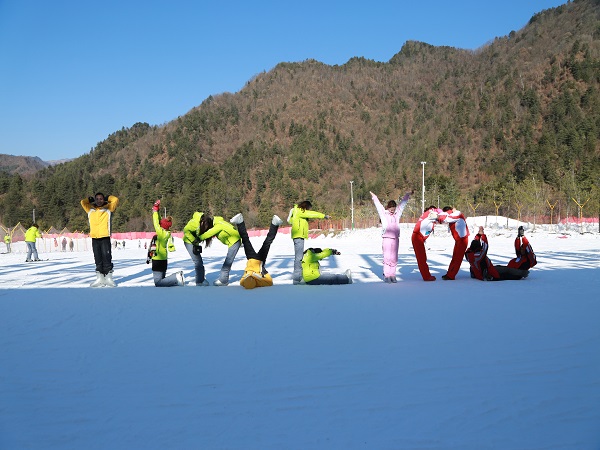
[160,217,173,230]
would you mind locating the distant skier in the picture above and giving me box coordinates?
[24,223,42,262]
[61,237,67,252]
[4,232,11,253]
[81,192,119,287]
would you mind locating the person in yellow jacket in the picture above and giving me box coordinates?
[198,215,241,286]
[81,192,119,287]
[229,212,283,289]
[287,200,330,284]
[4,232,11,253]
[182,211,213,286]
[25,223,42,262]
[301,248,352,285]
[150,200,184,287]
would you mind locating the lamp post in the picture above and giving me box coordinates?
[33,208,36,223]
[350,180,354,230]
[420,162,426,212]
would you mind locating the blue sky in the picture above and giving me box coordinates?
[0,0,566,161]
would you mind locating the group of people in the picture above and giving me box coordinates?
[78,191,535,288]
[371,191,536,283]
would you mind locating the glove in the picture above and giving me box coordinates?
[324,215,331,220]
[401,191,411,202]
[153,200,161,212]
[517,226,525,237]
[88,196,94,204]
[331,249,341,255]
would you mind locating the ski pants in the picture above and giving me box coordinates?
[26,241,39,261]
[217,240,241,284]
[307,273,350,285]
[92,237,113,275]
[411,232,432,280]
[293,238,305,283]
[238,221,279,264]
[446,236,469,279]
[382,236,399,278]
[152,259,179,287]
[184,242,206,285]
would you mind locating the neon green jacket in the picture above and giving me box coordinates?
[4,234,10,244]
[199,216,240,247]
[25,226,42,242]
[152,211,175,261]
[288,204,326,240]
[301,248,333,282]
[183,212,203,245]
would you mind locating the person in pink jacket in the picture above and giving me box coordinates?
[370,190,411,283]
[438,206,470,280]
[411,206,440,281]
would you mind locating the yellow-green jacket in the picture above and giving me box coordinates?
[25,226,41,242]
[4,234,10,244]
[81,195,119,238]
[301,248,333,282]
[152,211,175,261]
[288,204,325,240]
[183,212,203,245]
[199,216,240,247]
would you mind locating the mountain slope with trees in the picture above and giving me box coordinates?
[1,0,599,231]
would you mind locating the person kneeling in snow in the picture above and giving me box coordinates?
[507,226,537,271]
[150,200,184,287]
[229,212,283,289]
[302,248,352,285]
[465,227,528,281]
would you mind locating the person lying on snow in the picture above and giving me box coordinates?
[464,227,529,281]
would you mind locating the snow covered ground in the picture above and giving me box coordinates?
[1,217,599,449]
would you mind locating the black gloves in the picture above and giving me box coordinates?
[88,196,94,204]
[331,249,341,255]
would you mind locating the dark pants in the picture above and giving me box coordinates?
[237,221,279,267]
[92,237,113,275]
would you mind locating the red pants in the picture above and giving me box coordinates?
[411,232,432,280]
[446,236,468,279]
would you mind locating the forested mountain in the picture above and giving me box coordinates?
[1,0,599,231]
[0,155,49,176]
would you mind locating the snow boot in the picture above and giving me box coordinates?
[104,272,117,287]
[213,279,228,286]
[90,272,106,287]
[272,215,284,226]
[345,269,353,284]
[196,279,209,286]
[230,213,243,224]
[176,271,185,286]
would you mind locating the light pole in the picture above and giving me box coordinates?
[350,180,354,230]
[33,208,36,223]
[420,162,426,212]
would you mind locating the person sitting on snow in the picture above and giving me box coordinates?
[301,248,352,285]
[465,227,528,281]
[507,226,537,271]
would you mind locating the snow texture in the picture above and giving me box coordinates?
[1,217,599,449]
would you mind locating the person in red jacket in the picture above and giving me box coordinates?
[465,227,528,281]
[507,226,537,270]
[411,206,440,281]
[438,206,470,280]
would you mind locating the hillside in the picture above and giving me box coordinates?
[1,0,599,231]
[0,154,49,176]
